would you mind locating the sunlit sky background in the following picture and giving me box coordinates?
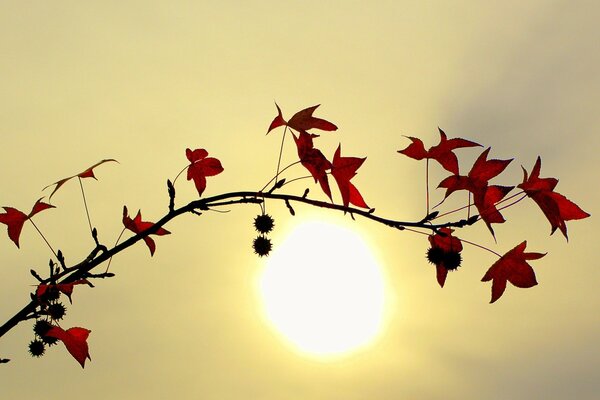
[1,1,599,399]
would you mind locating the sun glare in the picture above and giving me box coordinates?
[257,220,386,359]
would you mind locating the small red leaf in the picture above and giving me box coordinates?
[122,206,171,256]
[331,144,368,208]
[43,159,117,200]
[287,105,338,132]
[36,279,90,303]
[481,241,545,303]
[46,326,91,368]
[266,102,286,134]
[185,148,224,197]
[292,131,332,200]
[438,148,513,237]
[0,198,55,248]
[398,128,480,174]
[518,157,590,239]
[266,104,337,134]
[428,228,463,287]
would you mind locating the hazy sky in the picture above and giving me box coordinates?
[1,1,599,399]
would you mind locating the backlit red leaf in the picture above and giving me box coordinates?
[122,206,171,256]
[473,185,514,237]
[292,131,332,200]
[438,148,513,237]
[481,241,545,303]
[46,326,91,368]
[43,159,117,200]
[518,157,590,239]
[267,103,337,134]
[428,228,463,287]
[0,198,54,248]
[36,279,90,303]
[398,128,480,174]
[186,148,224,197]
[331,144,368,208]
[266,102,286,134]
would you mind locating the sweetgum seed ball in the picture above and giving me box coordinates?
[254,214,275,234]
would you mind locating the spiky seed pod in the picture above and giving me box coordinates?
[48,302,66,321]
[427,247,463,271]
[28,339,45,357]
[40,286,61,303]
[253,235,272,257]
[254,214,275,234]
[426,247,445,265]
[33,319,52,337]
[33,319,59,345]
[443,251,462,271]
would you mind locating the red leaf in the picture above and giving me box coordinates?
[438,148,513,237]
[0,198,54,248]
[122,206,171,256]
[266,102,286,134]
[186,148,224,197]
[331,144,368,208]
[36,279,90,303]
[398,128,480,174]
[473,185,514,237]
[292,131,332,200]
[481,241,545,303]
[43,159,117,200]
[267,103,337,134]
[428,228,463,287]
[46,326,91,368]
[518,157,590,239]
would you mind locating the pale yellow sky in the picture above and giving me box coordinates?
[1,1,599,399]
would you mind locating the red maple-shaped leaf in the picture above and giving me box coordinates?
[481,241,545,303]
[186,148,224,197]
[518,156,590,239]
[36,279,90,303]
[398,128,480,174]
[428,228,463,287]
[292,131,333,200]
[43,159,118,200]
[0,198,54,248]
[122,206,171,256]
[267,103,337,134]
[331,144,368,208]
[46,326,91,368]
[438,148,513,236]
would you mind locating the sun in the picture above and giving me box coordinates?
[257,220,387,359]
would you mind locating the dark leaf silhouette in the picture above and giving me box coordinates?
[43,159,118,200]
[481,241,545,303]
[46,326,91,368]
[186,148,224,197]
[518,156,590,239]
[398,128,480,174]
[0,198,54,248]
[122,206,171,256]
[331,144,368,208]
[292,131,332,200]
[267,103,337,134]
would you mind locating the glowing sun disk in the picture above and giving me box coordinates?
[258,220,386,358]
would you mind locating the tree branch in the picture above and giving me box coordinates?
[0,189,475,341]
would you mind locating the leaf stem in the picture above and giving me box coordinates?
[29,220,58,259]
[426,158,430,215]
[259,161,301,192]
[78,177,93,234]
[273,126,289,190]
